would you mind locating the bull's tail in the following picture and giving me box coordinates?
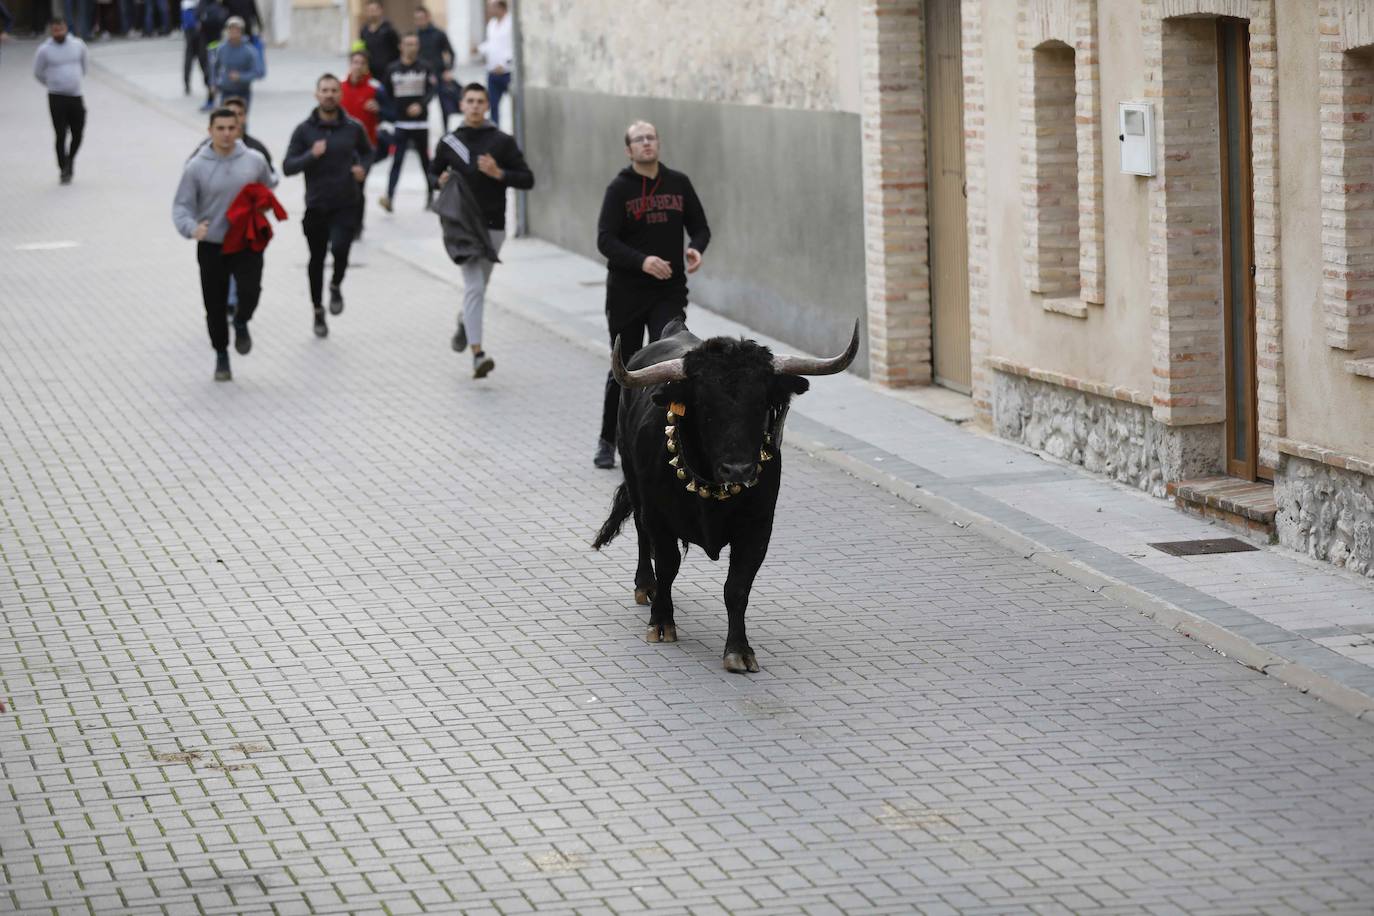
[592,483,633,550]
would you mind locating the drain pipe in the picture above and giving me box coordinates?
[511,0,527,238]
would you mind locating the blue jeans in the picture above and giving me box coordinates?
[487,71,511,126]
[63,0,92,37]
[143,0,168,33]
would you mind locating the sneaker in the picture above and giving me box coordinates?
[473,351,495,379]
[313,307,328,338]
[423,194,435,212]
[593,438,616,469]
[328,284,344,315]
[451,322,467,352]
[233,321,251,355]
[214,350,232,381]
[378,195,393,213]
[59,171,72,185]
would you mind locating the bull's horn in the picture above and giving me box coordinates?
[612,336,689,389]
[771,319,861,377]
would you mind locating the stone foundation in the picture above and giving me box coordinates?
[993,369,1223,496]
[1275,453,1374,578]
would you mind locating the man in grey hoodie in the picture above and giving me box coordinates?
[173,108,276,382]
[211,17,262,109]
[32,17,88,185]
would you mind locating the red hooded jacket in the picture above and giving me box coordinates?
[223,183,288,255]
[340,74,383,145]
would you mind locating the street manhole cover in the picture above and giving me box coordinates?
[1149,537,1259,557]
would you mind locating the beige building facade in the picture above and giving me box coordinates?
[859,0,1372,575]
[507,0,1372,575]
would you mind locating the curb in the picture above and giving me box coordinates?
[390,239,1374,723]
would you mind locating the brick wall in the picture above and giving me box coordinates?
[859,0,931,387]
[1320,2,1374,358]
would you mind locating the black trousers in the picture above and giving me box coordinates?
[48,94,86,175]
[183,29,210,93]
[303,206,358,307]
[385,127,431,198]
[197,243,262,351]
[600,285,688,444]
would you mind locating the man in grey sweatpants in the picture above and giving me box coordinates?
[32,17,88,184]
[173,107,275,382]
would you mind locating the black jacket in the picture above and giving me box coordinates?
[384,58,435,127]
[359,20,399,78]
[224,0,260,32]
[597,164,709,290]
[416,24,453,75]
[434,173,500,265]
[430,122,534,231]
[282,108,373,210]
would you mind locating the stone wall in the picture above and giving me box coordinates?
[520,0,859,112]
[994,370,1224,497]
[1276,453,1374,578]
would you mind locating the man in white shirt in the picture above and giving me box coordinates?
[477,0,512,126]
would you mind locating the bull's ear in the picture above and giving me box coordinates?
[651,381,690,408]
[771,376,810,402]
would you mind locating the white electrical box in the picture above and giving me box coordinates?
[1118,101,1155,176]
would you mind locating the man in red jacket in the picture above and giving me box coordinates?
[339,50,387,238]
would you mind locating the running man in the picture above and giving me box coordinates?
[173,106,276,381]
[429,82,533,379]
[283,73,373,338]
[380,32,434,213]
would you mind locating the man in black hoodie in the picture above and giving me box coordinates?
[283,72,373,339]
[592,119,710,468]
[430,82,533,379]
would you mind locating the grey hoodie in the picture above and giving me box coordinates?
[33,35,88,97]
[172,140,275,244]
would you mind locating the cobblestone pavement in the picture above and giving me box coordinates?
[4,39,1374,916]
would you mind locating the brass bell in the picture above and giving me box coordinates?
[698,487,711,499]
[685,480,697,493]
[667,440,677,453]
[666,410,676,423]
[669,456,680,468]
[664,425,676,437]
[676,468,688,480]
[729,484,742,495]
[744,478,758,488]
[760,448,773,462]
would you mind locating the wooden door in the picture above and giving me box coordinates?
[925,0,971,393]
[1216,19,1264,481]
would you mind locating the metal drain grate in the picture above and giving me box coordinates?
[1149,537,1259,557]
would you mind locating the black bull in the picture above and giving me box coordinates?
[593,319,860,673]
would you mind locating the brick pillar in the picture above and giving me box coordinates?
[1143,9,1227,427]
[1023,40,1081,298]
[1076,0,1106,305]
[860,0,931,387]
[964,0,991,421]
[1250,1,1284,470]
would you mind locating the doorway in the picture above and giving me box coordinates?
[1216,18,1267,481]
[924,0,971,393]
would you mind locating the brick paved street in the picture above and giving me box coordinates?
[4,39,1374,915]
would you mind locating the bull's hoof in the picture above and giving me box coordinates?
[645,623,677,643]
[634,587,655,606]
[723,651,760,673]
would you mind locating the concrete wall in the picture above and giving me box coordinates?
[983,1,1154,400]
[517,0,868,373]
